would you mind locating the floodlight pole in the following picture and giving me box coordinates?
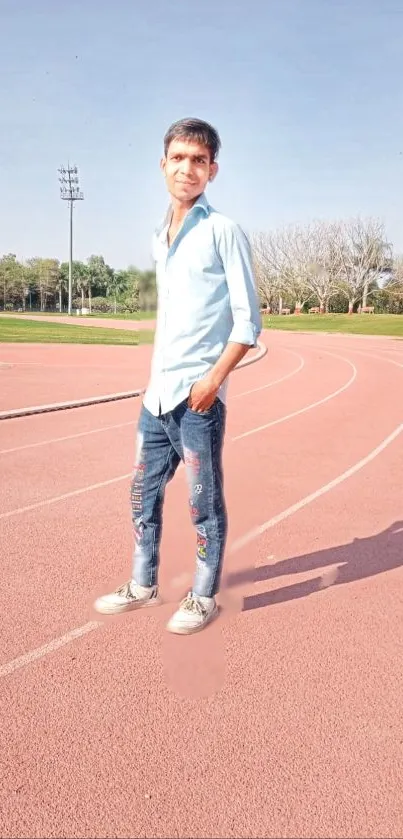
[58,165,84,315]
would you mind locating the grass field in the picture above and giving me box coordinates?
[263,313,403,337]
[1,313,402,344]
[4,310,156,320]
[0,317,155,345]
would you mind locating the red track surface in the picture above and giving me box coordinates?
[0,330,402,838]
[0,344,153,411]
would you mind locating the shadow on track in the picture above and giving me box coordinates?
[224,521,403,612]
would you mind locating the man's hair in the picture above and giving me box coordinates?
[163,118,221,162]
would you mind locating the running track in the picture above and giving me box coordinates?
[0,330,402,839]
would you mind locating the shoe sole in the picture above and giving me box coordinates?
[166,604,219,635]
[94,596,161,615]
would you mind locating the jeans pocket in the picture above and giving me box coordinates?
[186,397,217,417]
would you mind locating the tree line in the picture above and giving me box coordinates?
[252,217,403,315]
[0,254,157,314]
[2,216,403,316]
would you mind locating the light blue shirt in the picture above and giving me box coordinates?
[143,192,261,416]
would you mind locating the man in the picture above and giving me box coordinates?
[94,117,261,634]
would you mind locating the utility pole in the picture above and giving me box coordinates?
[58,164,84,315]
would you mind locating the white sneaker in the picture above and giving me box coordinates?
[94,580,159,615]
[166,592,218,635]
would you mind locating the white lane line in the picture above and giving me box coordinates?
[306,344,403,370]
[233,352,357,441]
[346,349,403,370]
[0,342,266,423]
[1,419,402,680]
[0,352,354,520]
[230,421,403,553]
[382,348,403,356]
[0,362,48,367]
[361,346,403,357]
[0,622,101,678]
[0,474,132,521]
[0,344,297,457]
[233,350,305,398]
[0,342,265,371]
[0,421,135,456]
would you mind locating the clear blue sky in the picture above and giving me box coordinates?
[2,0,402,269]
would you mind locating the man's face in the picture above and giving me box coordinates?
[161,139,218,203]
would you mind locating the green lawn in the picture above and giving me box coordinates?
[3,312,401,344]
[4,310,156,320]
[263,313,403,337]
[0,317,154,345]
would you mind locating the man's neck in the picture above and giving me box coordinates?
[170,192,203,224]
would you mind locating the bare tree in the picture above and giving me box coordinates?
[332,217,391,313]
[251,231,282,311]
[385,255,403,298]
[273,227,312,314]
[291,221,343,313]
[252,227,312,313]
[253,221,350,314]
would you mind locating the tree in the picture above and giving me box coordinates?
[252,223,342,314]
[57,268,68,312]
[21,263,38,311]
[293,221,345,314]
[0,254,25,309]
[123,265,140,312]
[375,256,403,313]
[252,231,285,312]
[386,255,403,298]
[106,270,130,314]
[86,255,114,313]
[76,264,90,310]
[25,258,60,311]
[273,226,313,313]
[61,261,89,310]
[333,218,392,313]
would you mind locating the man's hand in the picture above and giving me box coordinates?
[188,343,252,413]
[188,374,219,413]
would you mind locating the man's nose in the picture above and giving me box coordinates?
[180,157,193,175]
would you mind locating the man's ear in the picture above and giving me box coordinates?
[160,157,167,177]
[209,162,219,182]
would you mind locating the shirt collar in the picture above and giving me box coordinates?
[155,192,211,239]
[191,192,210,215]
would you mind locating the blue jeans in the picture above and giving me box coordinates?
[130,398,227,598]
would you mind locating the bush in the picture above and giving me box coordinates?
[71,296,140,314]
[89,297,113,313]
[72,297,86,310]
[72,296,112,313]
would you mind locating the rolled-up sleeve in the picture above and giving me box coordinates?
[217,221,262,347]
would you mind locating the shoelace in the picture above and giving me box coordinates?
[116,582,137,600]
[180,595,205,615]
